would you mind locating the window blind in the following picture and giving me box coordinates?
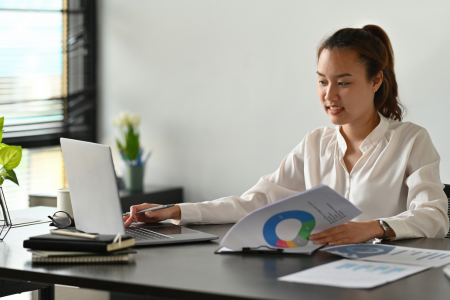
[0,0,97,148]
[0,0,96,210]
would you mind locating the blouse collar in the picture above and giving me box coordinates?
[336,112,389,155]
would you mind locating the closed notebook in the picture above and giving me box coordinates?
[28,248,137,257]
[23,233,135,252]
[31,253,136,264]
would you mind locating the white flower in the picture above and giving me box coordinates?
[130,114,141,127]
[112,111,141,128]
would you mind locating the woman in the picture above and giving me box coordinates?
[124,25,449,245]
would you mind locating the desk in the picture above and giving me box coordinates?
[2,207,450,300]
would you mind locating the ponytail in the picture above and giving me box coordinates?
[317,25,404,121]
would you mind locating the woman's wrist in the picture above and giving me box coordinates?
[367,220,385,239]
[169,204,182,221]
[368,220,396,240]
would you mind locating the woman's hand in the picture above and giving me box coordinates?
[123,203,182,228]
[308,220,392,246]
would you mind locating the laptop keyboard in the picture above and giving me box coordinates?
[126,226,173,241]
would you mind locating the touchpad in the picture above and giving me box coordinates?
[133,223,195,235]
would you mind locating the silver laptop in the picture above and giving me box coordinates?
[60,138,218,246]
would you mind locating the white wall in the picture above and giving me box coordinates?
[98,0,450,203]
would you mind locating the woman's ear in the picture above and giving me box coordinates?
[373,71,383,92]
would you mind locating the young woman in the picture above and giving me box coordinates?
[124,25,449,245]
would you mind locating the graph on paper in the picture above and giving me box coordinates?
[322,244,450,267]
[278,259,429,289]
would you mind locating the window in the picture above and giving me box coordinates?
[0,0,96,209]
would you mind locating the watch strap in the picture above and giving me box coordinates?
[379,220,391,240]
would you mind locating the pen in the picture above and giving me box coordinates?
[51,230,98,239]
[122,204,175,217]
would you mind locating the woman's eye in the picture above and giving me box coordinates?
[318,81,326,85]
[338,82,348,86]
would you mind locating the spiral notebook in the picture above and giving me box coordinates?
[30,249,137,264]
[32,254,135,264]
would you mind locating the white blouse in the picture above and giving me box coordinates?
[175,113,449,240]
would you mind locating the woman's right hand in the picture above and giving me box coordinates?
[123,203,181,228]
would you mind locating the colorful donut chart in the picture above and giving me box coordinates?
[263,210,316,248]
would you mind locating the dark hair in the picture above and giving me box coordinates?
[317,25,404,121]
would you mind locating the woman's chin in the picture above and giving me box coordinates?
[327,113,348,125]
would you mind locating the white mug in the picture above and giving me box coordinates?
[57,188,74,219]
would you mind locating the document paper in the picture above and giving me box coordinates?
[278,259,429,289]
[220,185,362,254]
[322,244,450,267]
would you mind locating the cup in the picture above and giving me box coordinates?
[57,188,74,219]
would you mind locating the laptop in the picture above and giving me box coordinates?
[60,138,218,246]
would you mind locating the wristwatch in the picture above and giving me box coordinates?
[379,220,392,240]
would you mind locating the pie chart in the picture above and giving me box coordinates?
[263,210,316,248]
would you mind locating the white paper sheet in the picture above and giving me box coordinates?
[278,259,429,288]
[322,244,450,267]
[220,185,362,254]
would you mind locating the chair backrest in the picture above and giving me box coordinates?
[444,184,450,239]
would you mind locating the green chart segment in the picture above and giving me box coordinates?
[263,211,316,248]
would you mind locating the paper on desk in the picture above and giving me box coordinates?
[220,185,362,254]
[278,259,429,289]
[322,244,450,268]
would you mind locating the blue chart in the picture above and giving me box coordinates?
[324,244,395,258]
[278,259,428,289]
[336,262,405,274]
[323,244,450,267]
[262,210,315,248]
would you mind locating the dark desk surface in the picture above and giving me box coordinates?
[2,207,450,300]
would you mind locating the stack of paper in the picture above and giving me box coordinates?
[278,244,450,288]
[322,244,450,267]
[278,259,428,289]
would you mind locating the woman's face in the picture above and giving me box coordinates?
[317,49,382,126]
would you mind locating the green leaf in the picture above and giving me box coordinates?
[116,138,124,152]
[0,117,3,143]
[0,143,7,150]
[0,145,22,170]
[125,127,139,160]
[0,177,3,186]
[0,168,18,186]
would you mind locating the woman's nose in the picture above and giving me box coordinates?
[324,84,338,101]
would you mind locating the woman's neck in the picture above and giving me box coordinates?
[340,111,380,145]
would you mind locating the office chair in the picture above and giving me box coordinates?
[444,184,450,239]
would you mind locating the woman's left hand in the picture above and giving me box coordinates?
[309,220,385,246]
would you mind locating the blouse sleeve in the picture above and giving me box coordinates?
[173,137,308,225]
[379,129,449,239]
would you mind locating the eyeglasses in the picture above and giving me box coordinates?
[48,211,74,229]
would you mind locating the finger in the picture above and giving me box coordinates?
[309,225,345,240]
[124,215,133,228]
[313,232,348,245]
[128,203,155,223]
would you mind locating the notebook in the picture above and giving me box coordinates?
[23,233,135,252]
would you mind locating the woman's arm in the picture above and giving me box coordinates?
[123,137,309,226]
[379,129,449,239]
[309,220,394,245]
[310,128,448,244]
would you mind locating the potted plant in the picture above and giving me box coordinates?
[113,111,150,191]
[0,117,22,239]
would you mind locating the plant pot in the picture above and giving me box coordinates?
[125,165,144,192]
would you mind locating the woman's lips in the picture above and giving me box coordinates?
[328,106,344,115]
